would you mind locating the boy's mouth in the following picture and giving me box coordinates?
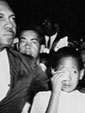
[62,82,71,88]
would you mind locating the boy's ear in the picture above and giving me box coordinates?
[80,69,84,80]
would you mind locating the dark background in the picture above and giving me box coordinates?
[8,0,85,41]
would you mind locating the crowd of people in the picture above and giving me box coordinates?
[0,0,85,113]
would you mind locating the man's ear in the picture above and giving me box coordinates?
[17,42,19,50]
[80,69,84,80]
[40,45,45,53]
[51,68,56,75]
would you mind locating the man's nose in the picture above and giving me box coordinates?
[25,42,31,49]
[4,20,13,30]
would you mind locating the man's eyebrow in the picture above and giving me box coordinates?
[0,13,4,16]
[10,14,15,17]
[0,13,15,18]
[31,38,39,42]
[20,37,26,40]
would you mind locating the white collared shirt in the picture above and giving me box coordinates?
[30,90,85,113]
[0,49,10,101]
[45,32,58,49]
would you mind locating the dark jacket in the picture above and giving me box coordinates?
[0,48,49,113]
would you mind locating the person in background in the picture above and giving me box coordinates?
[0,0,48,113]
[18,28,48,72]
[40,18,60,54]
[78,40,85,88]
[80,41,85,70]
[30,47,85,113]
[18,29,41,64]
[17,28,49,113]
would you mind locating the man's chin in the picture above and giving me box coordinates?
[0,42,12,48]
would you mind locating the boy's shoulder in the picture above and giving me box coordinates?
[80,88,85,93]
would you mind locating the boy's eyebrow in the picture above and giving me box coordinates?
[71,67,77,69]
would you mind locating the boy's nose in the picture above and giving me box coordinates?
[63,71,71,80]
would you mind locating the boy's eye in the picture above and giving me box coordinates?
[74,70,77,73]
[72,70,77,74]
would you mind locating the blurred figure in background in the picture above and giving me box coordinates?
[40,18,60,53]
[80,40,85,69]
[79,40,85,84]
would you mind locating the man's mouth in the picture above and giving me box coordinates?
[4,33,14,36]
[4,31,15,36]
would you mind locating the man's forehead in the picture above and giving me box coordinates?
[0,1,14,14]
[22,30,38,38]
[0,1,9,7]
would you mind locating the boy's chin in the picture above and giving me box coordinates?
[61,88,73,93]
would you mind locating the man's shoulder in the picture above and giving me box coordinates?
[7,48,36,70]
[7,48,33,61]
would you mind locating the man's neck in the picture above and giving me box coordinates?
[0,47,5,52]
[36,58,40,65]
[0,44,11,52]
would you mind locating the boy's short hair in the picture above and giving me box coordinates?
[49,46,84,71]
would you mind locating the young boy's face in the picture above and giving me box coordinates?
[56,56,84,93]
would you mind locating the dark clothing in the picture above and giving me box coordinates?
[0,48,49,113]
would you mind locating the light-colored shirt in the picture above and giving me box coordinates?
[45,32,58,49]
[30,90,85,113]
[0,49,10,101]
[21,102,30,113]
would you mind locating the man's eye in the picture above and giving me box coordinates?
[32,40,39,45]
[11,16,16,22]
[20,40,25,43]
[0,15,4,20]
[33,41,37,44]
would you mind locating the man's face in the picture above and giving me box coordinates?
[0,1,16,48]
[19,30,40,59]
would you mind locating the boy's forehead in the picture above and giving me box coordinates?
[58,57,78,66]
